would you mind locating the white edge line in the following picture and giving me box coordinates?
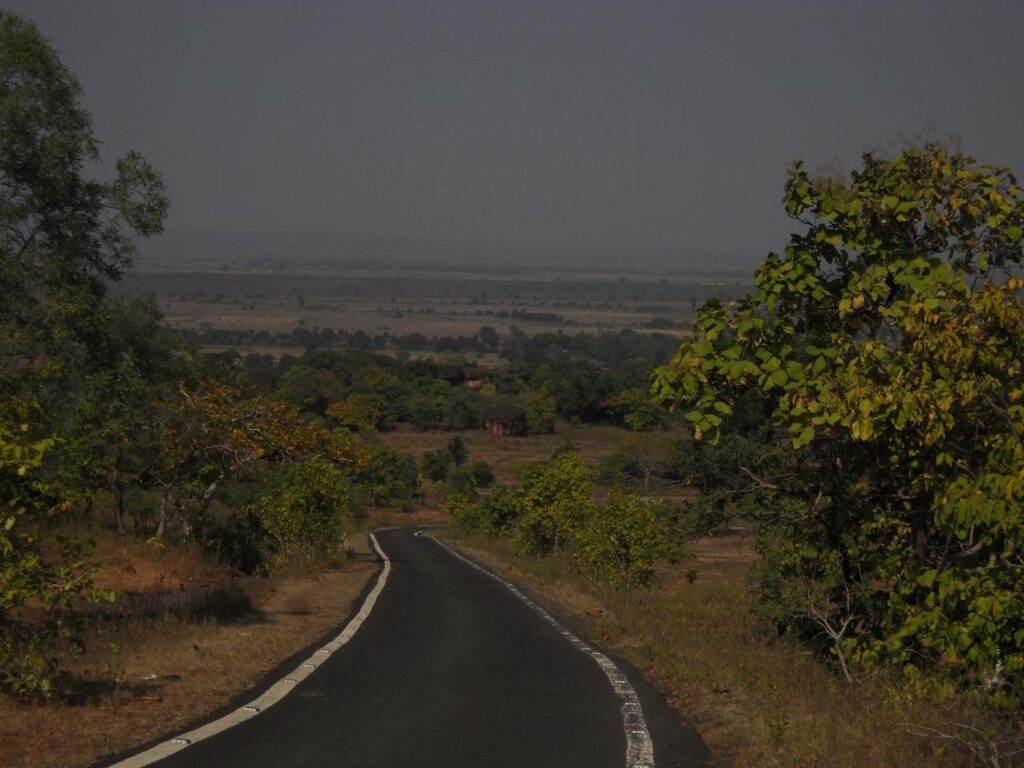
[108,532,392,768]
[428,535,656,768]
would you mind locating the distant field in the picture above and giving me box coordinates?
[114,267,750,341]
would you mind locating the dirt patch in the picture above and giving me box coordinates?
[0,562,377,768]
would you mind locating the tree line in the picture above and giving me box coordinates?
[183,323,682,365]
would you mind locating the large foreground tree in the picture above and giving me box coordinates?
[0,11,167,698]
[0,10,168,396]
[654,143,1024,707]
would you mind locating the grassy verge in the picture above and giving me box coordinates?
[440,529,990,768]
[0,535,376,768]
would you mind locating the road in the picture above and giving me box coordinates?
[103,527,708,768]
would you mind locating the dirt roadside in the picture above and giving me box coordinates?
[0,556,377,768]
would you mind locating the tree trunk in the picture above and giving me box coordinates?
[195,476,223,536]
[108,463,125,534]
[157,486,173,539]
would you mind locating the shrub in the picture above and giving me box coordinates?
[1,422,111,699]
[574,491,685,593]
[446,435,469,466]
[445,467,479,499]
[522,391,557,434]
[512,451,595,556]
[467,460,495,488]
[255,457,351,569]
[421,449,452,484]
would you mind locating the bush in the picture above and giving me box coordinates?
[467,460,495,488]
[512,451,595,556]
[442,391,485,431]
[421,449,452,484]
[255,457,352,569]
[574,491,685,593]
[522,391,557,434]
[477,486,521,534]
[1,423,111,699]
[446,435,469,466]
[349,445,419,509]
[445,467,479,499]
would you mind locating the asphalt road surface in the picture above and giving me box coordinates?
[103,527,709,768]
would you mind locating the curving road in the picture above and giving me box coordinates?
[101,527,708,768]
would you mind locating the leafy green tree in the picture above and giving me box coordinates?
[605,387,665,431]
[478,325,501,350]
[420,449,453,484]
[60,299,183,533]
[0,12,167,399]
[531,361,611,422]
[441,390,485,430]
[407,393,444,431]
[482,485,522,532]
[447,435,469,467]
[522,391,557,434]
[155,381,352,539]
[256,457,352,569]
[325,393,393,432]
[444,467,479,498]
[512,451,595,556]
[574,491,685,595]
[467,460,495,488]
[654,143,1024,702]
[349,444,419,509]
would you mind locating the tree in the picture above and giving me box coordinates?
[0,12,167,397]
[467,460,495,488]
[442,390,485,431]
[256,457,352,569]
[325,393,393,433]
[0,11,161,696]
[60,299,183,533]
[478,325,501,350]
[447,435,469,467]
[512,450,595,556]
[155,381,353,539]
[349,444,419,509]
[574,491,685,596]
[522,391,557,434]
[420,449,453,484]
[653,143,1024,704]
[605,387,665,431]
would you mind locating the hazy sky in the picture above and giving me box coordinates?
[7,1,1024,264]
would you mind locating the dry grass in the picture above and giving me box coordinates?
[442,530,992,768]
[0,542,376,768]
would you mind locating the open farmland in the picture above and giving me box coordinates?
[113,267,750,343]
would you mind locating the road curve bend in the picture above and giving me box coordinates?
[100,527,708,768]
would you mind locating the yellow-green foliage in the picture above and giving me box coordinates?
[574,490,685,590]
[654,143,1024,708]
[512,451,595,556]
[257,457,352,568]
[0,417,110,699]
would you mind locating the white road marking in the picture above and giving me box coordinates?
[429,536,657,768]
[108,532,392,768]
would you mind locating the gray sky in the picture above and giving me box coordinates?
[8,0,1024,266]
